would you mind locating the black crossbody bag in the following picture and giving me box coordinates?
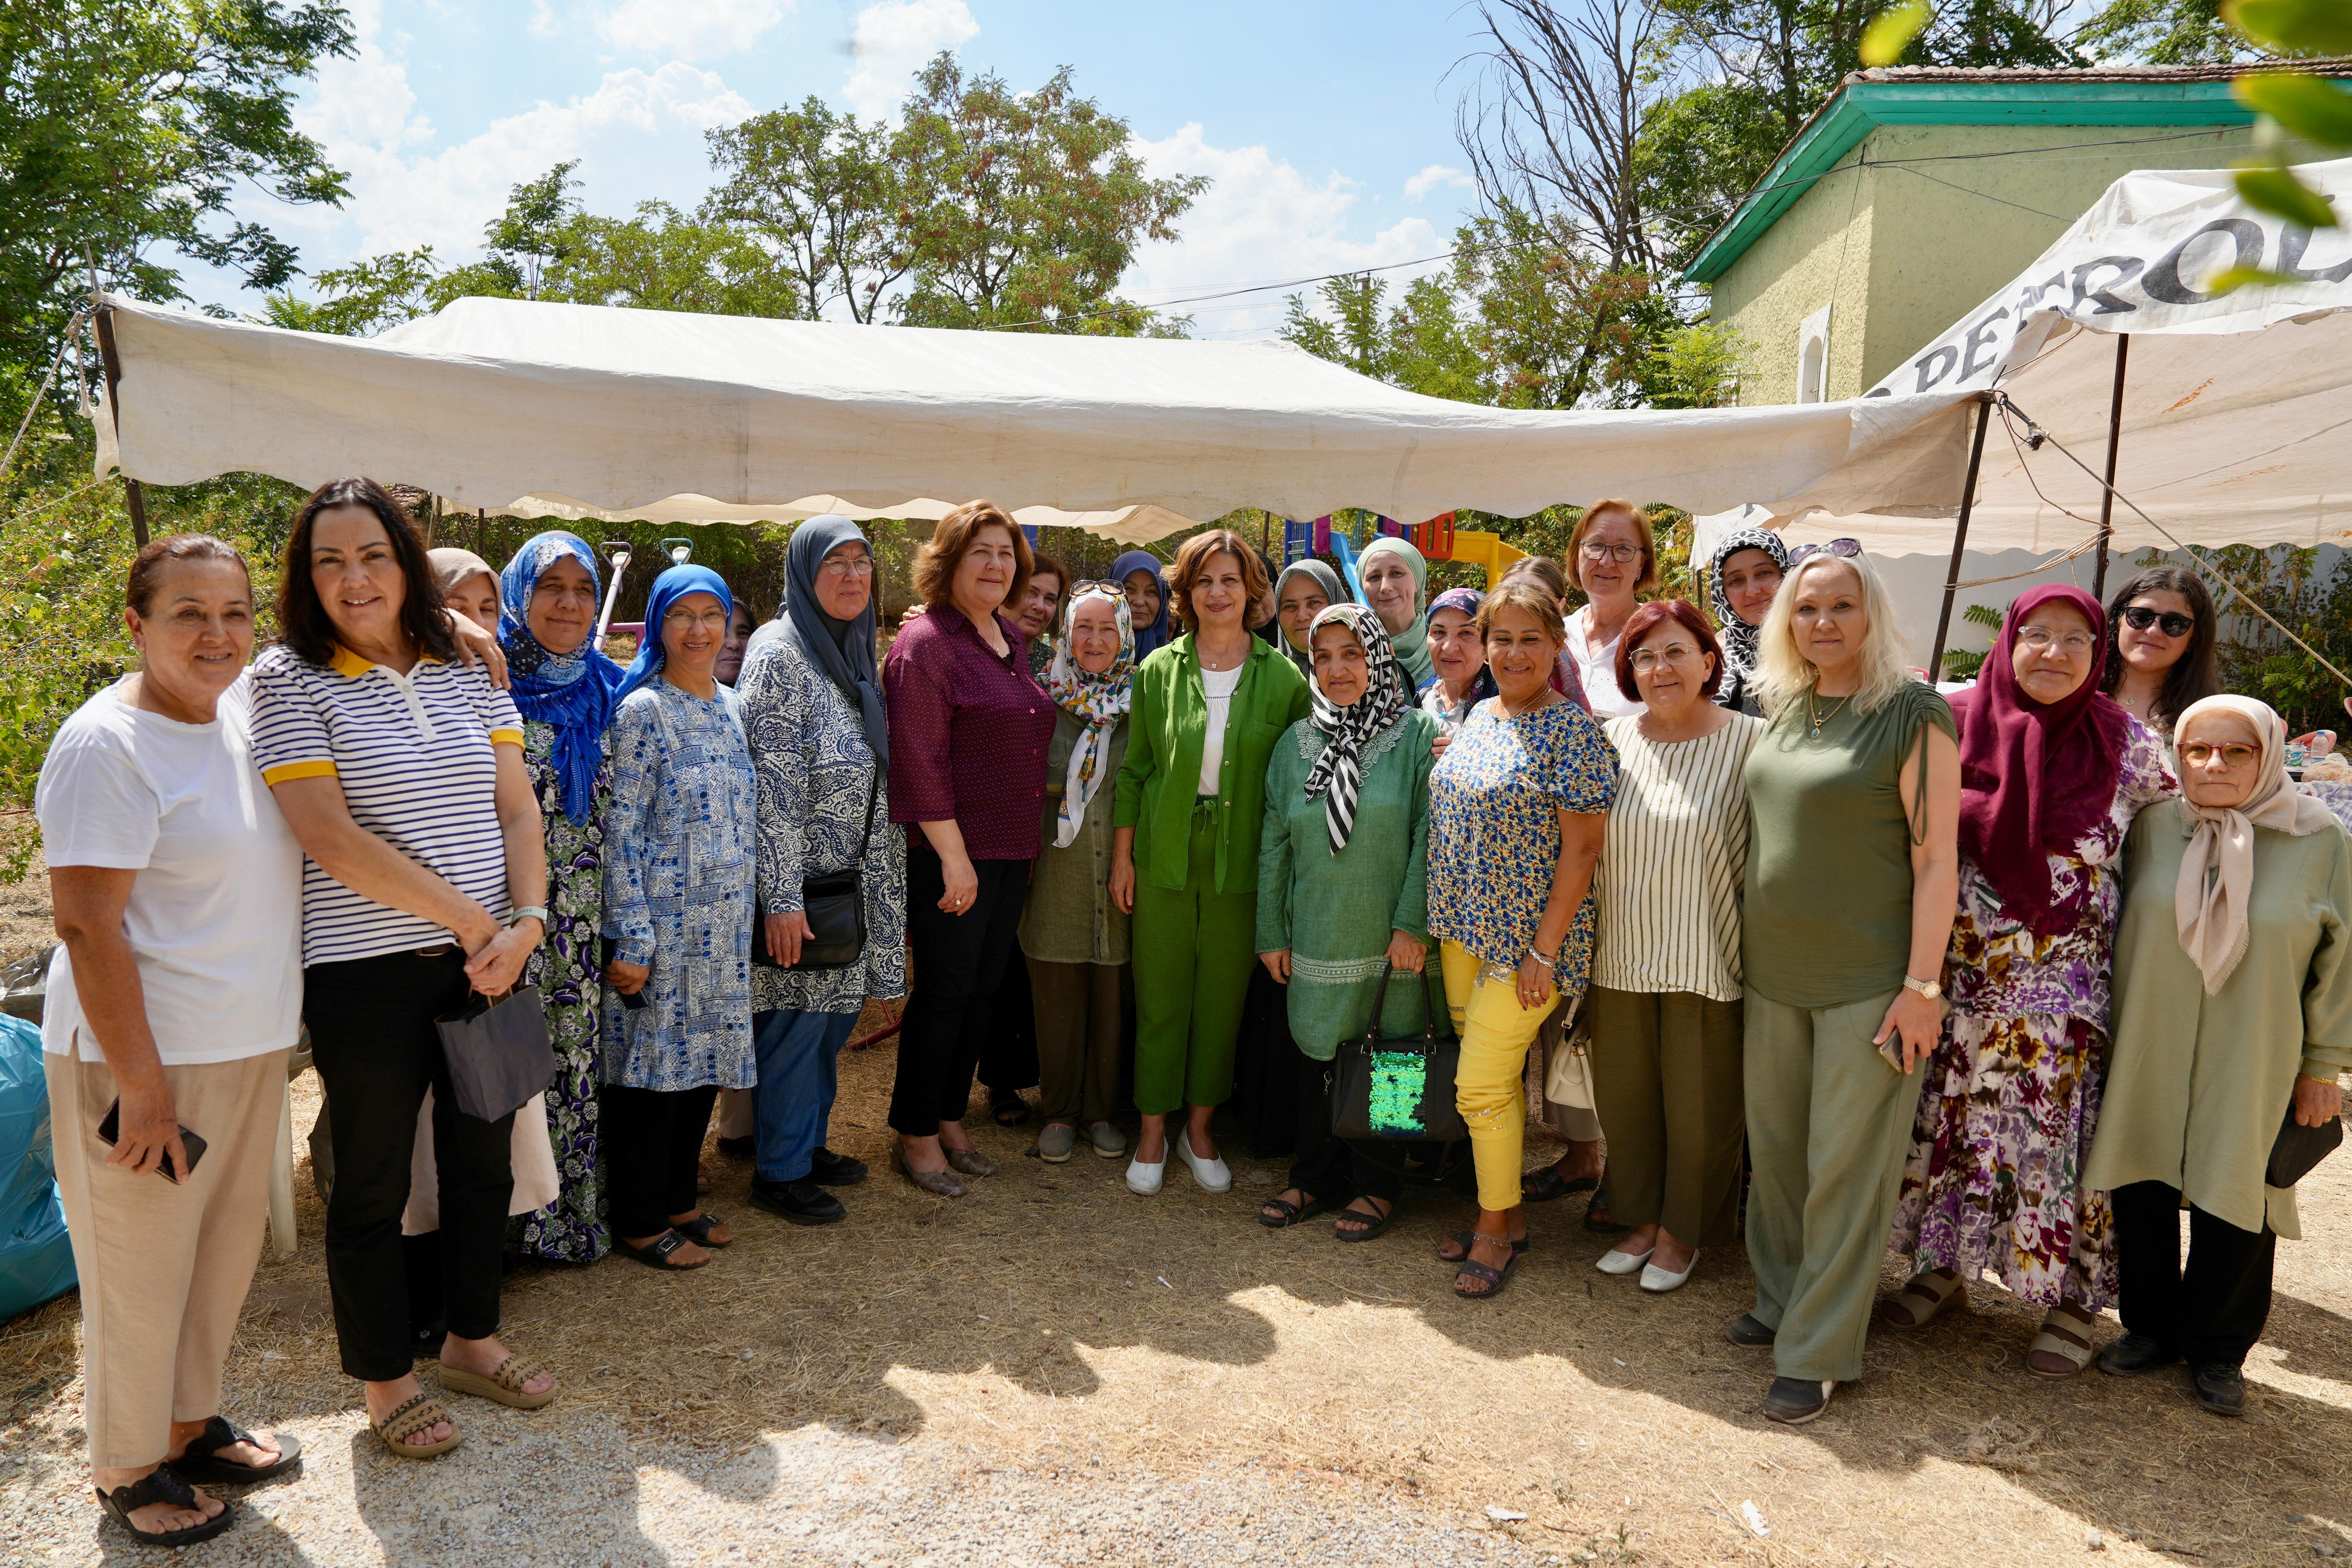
[752,770,881,972]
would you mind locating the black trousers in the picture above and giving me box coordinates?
[978,943,1040,1097]
[1286,1043,1405,1207]
[601,1083,719,1239]
[2112,1179,2278,1368]
[889,854,1030,1136]
[304,950,515,1381]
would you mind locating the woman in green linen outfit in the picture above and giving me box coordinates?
[1112,530,1311,1197]
[1736,547,1959,1427]
[1255,604,1439,1241]
[2086,695,2352,1417]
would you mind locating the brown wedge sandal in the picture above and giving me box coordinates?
[373,1392,462,1459]
[440,1353,556,1410]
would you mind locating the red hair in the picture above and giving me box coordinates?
[1615,598,1724,702]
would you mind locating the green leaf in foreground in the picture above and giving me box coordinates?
[2226,0,2352,56]
[2208,265,2310,294]
[1860,0,1932,67]
[2233,74,2352,148]
[2233,164,2340,228]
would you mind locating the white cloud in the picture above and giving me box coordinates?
[597,0,792,61]
[295,0,431,152]
[1125,124,1452,340]
[1404,163,1472,200]
[843,0,978,120]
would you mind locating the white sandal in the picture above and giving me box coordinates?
[2027,1307,2097,1377]
[1881,1268,1965,1330]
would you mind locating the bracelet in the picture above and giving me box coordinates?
[1524,947,1556,968]
[507,905,549,928]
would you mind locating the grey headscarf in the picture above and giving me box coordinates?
[782,516,886,766]
[1272,559,1345,677]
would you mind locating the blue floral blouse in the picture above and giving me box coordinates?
[599,680,757,1092]
[1427,698,1618,979]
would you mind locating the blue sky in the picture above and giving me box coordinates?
[203,0,1496,338]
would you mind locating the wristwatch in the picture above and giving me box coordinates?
[1902,973,1943,1001]
[507,905,549,928]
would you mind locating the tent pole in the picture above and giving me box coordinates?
[2091,333,2129,602]
[1927,392,1995,681]
[90,306,150,548]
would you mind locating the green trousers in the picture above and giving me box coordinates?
[1587,986,1745,1248]
[1131,802,1258,1115]
[1743,985,1921,1383]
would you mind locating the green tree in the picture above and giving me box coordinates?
[260,247,437,335]
[2075,0,2256,63]
[1644,319,1753,406]
[703,99,909,322]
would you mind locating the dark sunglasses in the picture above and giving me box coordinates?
[2120,604,2195,638]
[1785,537,1862,567]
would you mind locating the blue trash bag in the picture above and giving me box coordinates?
[0,1013,76,1321]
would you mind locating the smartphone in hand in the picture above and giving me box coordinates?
[96,1099,209,1182]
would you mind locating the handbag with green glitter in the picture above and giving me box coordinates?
[1329,962,1466,1144]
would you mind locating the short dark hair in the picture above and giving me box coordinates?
[1615,598,1724,702]
[2100,565,2219,734]
[1167,529,1272,634]
[127,534,249,615]
[277,477,458,667]
[913,500,1033,613]
[1028,550,1069,593]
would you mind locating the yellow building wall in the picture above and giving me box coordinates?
[1709,146,1881,407]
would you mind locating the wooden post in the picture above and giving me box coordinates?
[2091,334,2130,602]
[90,306,150,548]
[1927,392,1996,681]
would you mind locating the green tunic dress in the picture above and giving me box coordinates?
[2085,799,2352,1240]
[1256,709,1438,1059]
[1020,708,1131,966]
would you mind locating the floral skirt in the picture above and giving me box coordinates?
[510,942,611,1264]
[1890,1010,2116,1310]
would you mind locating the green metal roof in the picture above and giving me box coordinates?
[1682,78,2278,285]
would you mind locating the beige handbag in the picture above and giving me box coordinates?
[1541,997,1596,1113]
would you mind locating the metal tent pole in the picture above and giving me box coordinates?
[2091,334,2130,602]
[90,306,150,548]
[1927,391,1996,681]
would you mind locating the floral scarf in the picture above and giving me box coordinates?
[1301,603,1412,855]
[1043,586,1135,849]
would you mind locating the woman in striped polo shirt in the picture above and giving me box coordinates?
[253,477,557,1460]
[1585,600,1761,1295]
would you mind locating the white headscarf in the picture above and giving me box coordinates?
[2173,694,2339,993]
[1043,586,1134,849]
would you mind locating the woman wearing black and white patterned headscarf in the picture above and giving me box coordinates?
[1300,603,1414,854]
[1705,526,1790,715]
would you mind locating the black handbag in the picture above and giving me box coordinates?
[1331,962,1467,1145]
[752,771,881,972]
[434,986,556,1123]
[2267,1103,2344,1189]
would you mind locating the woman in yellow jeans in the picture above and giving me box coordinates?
[1425,581,1616,1298]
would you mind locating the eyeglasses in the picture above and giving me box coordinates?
[817,553,874,577]
[1629,642,1702,671]
[2121,605,2195,638]
[1785,538,1863,566]
[1578,541,1643,564]
[2180,741,2260,767]
[2017,626,2098,655]
[662,607,732,631]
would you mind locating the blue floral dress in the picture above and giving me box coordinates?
[599,681,758,1092]
[1892,715,2177,1308]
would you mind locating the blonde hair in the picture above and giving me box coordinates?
[1751,551,1915,717]
[1566,499,1659,596]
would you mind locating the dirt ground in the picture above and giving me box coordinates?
[3,856,2350,1564]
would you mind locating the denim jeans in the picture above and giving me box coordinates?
[752,1007,862,1182]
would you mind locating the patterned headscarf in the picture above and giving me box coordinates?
[1044,585,1135,849]
[497,531,623,823]
[1425,586,1498,706]
[617,564,734,702]
[1705,525,1790,710]
[1300,603,1412,855]
[1356,536,1433,689]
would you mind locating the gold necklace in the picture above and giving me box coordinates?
[1807,688,1854,737]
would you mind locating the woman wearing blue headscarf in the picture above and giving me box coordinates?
[498,532,625,1263]
[598,564,758,1269]
[735,519,906,1226]
[1110,550,1171,660]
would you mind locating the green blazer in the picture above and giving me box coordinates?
[1114,632,1311,895]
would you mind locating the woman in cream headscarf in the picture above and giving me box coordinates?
[2086,694,2352,1418]
[428,547,500,634]
[1356,536,1434,691]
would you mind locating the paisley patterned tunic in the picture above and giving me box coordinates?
[510,718,611,1263]
[1891,714,2177,1307]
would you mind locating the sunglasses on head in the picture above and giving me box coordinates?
[2120,604,2195,638]
[1785,538,1862,567]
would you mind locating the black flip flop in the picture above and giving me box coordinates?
[1334,1197,1396,1243]
[1258,1192,1337,1229]
[616,1230,708,1270]
[672,1212,733,1250]
[166,1417,304,1486]
[1521,1166,1599,1203]
[96,1467,235,1546]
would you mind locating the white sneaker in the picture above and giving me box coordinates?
[1595,1246,1654,1276]
[1176,1128,1233,1193]
[1640,1252,1698,1293]
[1125,1151,1165,1195]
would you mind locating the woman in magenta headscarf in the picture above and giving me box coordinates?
[1883,585,2177,1375]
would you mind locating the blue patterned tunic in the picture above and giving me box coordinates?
[738,632,908,1016]
[599,680,758,1091]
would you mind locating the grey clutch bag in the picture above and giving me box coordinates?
[435,986,555,1123]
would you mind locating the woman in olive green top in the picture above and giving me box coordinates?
[1256,604,1438,1240]
[1736,548,1959,1427]
[2086,695,2352,1417]
[1019,585,1136,1165]
[1112,530,1311,1197]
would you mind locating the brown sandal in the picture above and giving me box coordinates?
[373,1392,461,1459]
[439,1353,556,1410]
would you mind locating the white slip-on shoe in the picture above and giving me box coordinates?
[1595,1246,1655,1276]
[1125,1151,1165,1196]
[1640,1252,1698,1293]
[1176,1129,1233,1193]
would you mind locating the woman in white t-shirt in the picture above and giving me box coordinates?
[38,536,305,1546]
[1560,499,1657,722]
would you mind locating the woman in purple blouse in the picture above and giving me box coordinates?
[882,502,1057,1196]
